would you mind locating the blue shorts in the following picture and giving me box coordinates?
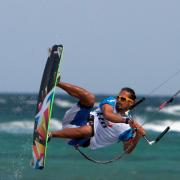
[62,102,93,147]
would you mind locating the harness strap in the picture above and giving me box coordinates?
[74,145,126,164]
[74,128,137,164]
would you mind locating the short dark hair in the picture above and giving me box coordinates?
[121,87,136,100]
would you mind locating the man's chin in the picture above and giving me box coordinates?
[116,105,128,112]
[116,106,124,112]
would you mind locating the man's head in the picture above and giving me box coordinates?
[116,87,136,112]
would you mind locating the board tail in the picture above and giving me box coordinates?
[31,45,63,169]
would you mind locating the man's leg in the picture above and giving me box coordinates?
[50,82,95,143]
[57,82,95,107]
[50,125,93,139]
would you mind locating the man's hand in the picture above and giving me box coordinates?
[128,120,145,136]
[123,120,145,154]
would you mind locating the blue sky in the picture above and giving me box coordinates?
[0,0,180,95]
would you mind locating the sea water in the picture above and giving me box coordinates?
[0,93,180,180]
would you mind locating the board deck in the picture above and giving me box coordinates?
[31,44,63,169]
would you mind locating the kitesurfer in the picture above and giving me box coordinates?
[49,82,145,153]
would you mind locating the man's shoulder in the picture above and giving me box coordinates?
[99,96,116,108]
[103,96,116,101]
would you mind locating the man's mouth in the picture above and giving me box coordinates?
[116,102,128,112]
[116,103,122,110]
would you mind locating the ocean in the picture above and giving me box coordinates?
[0,93,180,180]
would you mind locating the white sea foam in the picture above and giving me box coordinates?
[132,115,146,125]
[0,118,179,134]
[160,105,180,116]
[144,120,180,132]
[146,105,180,116]
[54,99,100,108]
[50,118,62,130]
[25,100,37,105]
[0,120,33,134]
[133,115,180,132]
[145,106,156,112]
[0,119,62,134]
[54,99,74,108]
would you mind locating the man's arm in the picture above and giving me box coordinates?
[123,122,145,154]
[123,131,142,154]
[101,104,127,123]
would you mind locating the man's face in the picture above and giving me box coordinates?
[116,90,135,112]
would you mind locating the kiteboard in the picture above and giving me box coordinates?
[31,44,63,169]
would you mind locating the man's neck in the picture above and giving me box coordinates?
[116,107,126,115]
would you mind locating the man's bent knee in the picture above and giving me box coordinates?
[86,93,95,107]
[81,92,95,107]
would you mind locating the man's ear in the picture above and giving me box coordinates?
[129,101,134,106]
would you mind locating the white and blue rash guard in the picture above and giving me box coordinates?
[89,96,135,150]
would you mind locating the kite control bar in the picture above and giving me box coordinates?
[143,127,170,145]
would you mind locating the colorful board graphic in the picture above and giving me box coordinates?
[31,44,63,169]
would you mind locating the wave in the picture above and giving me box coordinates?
[0,118,179,135]
[0,119,62,134]
[145,105,180,116]
[144,120,180,132]
[160,105,180,116]
[54,99,74,108]
[145,106,156,112]
[134,115,180,132]
[55,99,100,108]
[25,100,37,105]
